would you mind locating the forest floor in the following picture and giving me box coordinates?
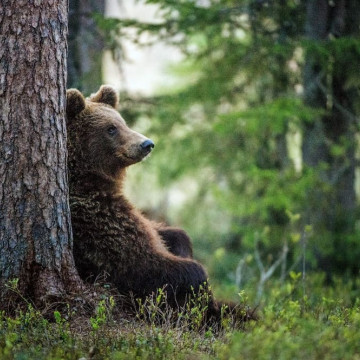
[0,274,359,359]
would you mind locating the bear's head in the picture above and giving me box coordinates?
[66,85,154,192]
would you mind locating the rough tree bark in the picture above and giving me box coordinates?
[0,0,83,306]
[302,0,360,273]
[68,0,105,93]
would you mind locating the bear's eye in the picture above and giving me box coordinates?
[107,125,117,136]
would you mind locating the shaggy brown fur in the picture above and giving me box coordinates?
[67,86,254,324]
[156,226,193,259]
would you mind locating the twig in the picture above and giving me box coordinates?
[302,229,307,299]
[255,236,288,304]
[235,256,247,289]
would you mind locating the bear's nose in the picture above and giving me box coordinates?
[140,139,155,152]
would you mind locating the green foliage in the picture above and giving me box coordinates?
[90,296,115,332]
[217,275,360,360]
[0,306,79,360]
[218,301,360,360]
[1,276,359,359]
[134,284,237,334]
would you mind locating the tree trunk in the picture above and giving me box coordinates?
[0,0,83,306]
[302,0,359,274]
[68,0,105,93]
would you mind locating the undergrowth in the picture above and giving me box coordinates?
[1,274,360,359]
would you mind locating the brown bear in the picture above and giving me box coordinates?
[66,85,253,324]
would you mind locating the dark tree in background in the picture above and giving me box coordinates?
[0,0,82,305]
[303,0,360,274]
[68,0,105,93]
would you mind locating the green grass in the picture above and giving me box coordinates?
[1,274,359,359]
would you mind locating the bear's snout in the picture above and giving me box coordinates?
[140,139,155,155]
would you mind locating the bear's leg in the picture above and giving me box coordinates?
[158,227,193,258]
[121,257,253,327]
[112,255,207,306]
[139,257,257,326]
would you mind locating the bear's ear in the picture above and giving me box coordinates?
[89,85,118,108]
[66,89,86,119]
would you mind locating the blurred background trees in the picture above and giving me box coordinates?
[68,0,105,93]
[67,0,360,302]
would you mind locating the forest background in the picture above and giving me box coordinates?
[69,0,360,301]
